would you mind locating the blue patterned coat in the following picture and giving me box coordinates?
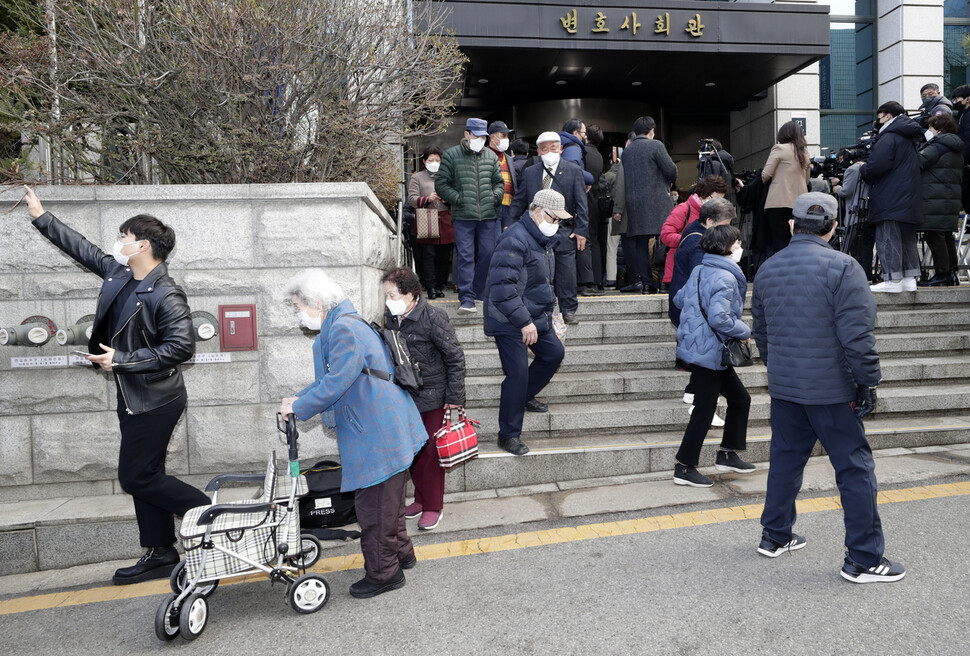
[291,299,425,492]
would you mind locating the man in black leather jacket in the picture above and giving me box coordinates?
[24,186,209,585]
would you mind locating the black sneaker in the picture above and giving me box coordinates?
[840,556,906,583]
[497,436,530,456]
[715,450,756,473]
[673,464,714,488]
[757,533,807,558]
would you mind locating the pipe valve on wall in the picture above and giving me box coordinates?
[191,311,219,342]
[55,315,95,346]
[0,316,57,347]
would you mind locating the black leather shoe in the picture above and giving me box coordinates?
[350,568,406,599]
[579,286,605,296]
[400,555,417,570]
[525,398,548,413]
[562,313,579,325]
[950,272,960,286]
[497,436,530,456]
[917,273,950,287]
[112,546,180,585]
[620,280,643,293]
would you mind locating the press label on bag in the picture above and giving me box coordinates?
[314,498,333,510]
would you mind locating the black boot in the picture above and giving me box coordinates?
[620,279,643,293]
[949,271,960,287]
[112,546,180,585]
[350,568,406,599]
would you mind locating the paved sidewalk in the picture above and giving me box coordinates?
[2,443,970,598]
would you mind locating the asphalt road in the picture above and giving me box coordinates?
[2,484,969,655]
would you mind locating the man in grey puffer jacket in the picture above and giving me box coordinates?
[751,192,905,584]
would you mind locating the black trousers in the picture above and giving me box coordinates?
[764,207,793,256]
[675,364,750,467]
[624,234,657,287]
[413,243,452,291]
[117,397,210,548]
[578,218,606,287]
[355,470,414,583]
[923,230,957,274]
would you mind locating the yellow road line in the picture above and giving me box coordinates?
[2,480,969,617]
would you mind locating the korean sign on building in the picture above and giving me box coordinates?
[557,7,707,39]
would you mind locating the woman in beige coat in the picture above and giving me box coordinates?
[761,121,811,255]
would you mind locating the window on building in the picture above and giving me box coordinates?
[945,1,970,97]
[819,1,875,155]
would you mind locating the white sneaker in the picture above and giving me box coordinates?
[688,405,726,427]
[901,278,917,292]
[870,280,903,293]
[683,393,694,405]
[457,304,477,315]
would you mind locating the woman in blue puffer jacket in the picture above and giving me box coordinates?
[671,225,754,487]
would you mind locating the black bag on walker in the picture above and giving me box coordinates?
[299,460,358,529]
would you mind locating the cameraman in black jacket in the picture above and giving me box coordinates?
[24,186,209,586]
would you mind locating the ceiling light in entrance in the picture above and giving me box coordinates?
[631,81,642,87]
[705,82,716,87]
[478,78,489,84]
[556,80,567,85]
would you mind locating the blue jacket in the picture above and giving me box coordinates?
[751,234,881,404]
[673,254,750,371]
[560,131,588,168]
[668,219,708,327]
[507,159,589,236]
[483,216,558,336]
[291,299,426,492]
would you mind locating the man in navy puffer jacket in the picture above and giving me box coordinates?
[484,189,567,456]
[752,192,905,583]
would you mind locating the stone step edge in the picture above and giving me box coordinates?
[475,421,970,459]
[3,422,968,533]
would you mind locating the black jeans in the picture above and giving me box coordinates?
[414,243,452,290]
[117,396,210,547]
[676,364,750,467]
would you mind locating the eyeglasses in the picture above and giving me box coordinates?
[542,210,565,224]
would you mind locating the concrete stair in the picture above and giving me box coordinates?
[3,287,970,575]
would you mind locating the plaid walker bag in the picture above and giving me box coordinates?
[434,407,480,468]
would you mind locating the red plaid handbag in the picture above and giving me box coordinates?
[434,407,479,469]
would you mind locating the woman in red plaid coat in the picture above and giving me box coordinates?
[382,267,466,532]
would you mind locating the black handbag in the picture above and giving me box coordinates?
[345,315,423,392]
[696,271,754,368]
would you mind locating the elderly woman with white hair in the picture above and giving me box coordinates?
[279,269,426,600]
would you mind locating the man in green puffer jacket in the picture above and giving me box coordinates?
[435,118,504,314]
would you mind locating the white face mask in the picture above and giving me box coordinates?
[540,152,561,168]
[469,137,485,152]
[298,310,322,331]
[385,298,408,316]
[498,138,510,152]
[537,215,560,237]
[425,161,440,173]
[731,247,743,264]
[111,240,141,266]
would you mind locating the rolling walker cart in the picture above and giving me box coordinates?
[154,414,329,641]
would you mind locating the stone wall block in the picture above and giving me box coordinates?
[97,201,255,270]
[358,202,396,269]
[182,360,260,405]
[0,275,22,300]
[259,335,316,403]
[0,416,32,486]
[1,204,102,274]
[188,404,296,473]
[253,200,360,268]
[31,411,120,483]
[0,368,110,415]
[25,272,102,300]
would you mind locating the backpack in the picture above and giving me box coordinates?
[591,175,613,217]
[299,460,358,529]
[345,315,423,392]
